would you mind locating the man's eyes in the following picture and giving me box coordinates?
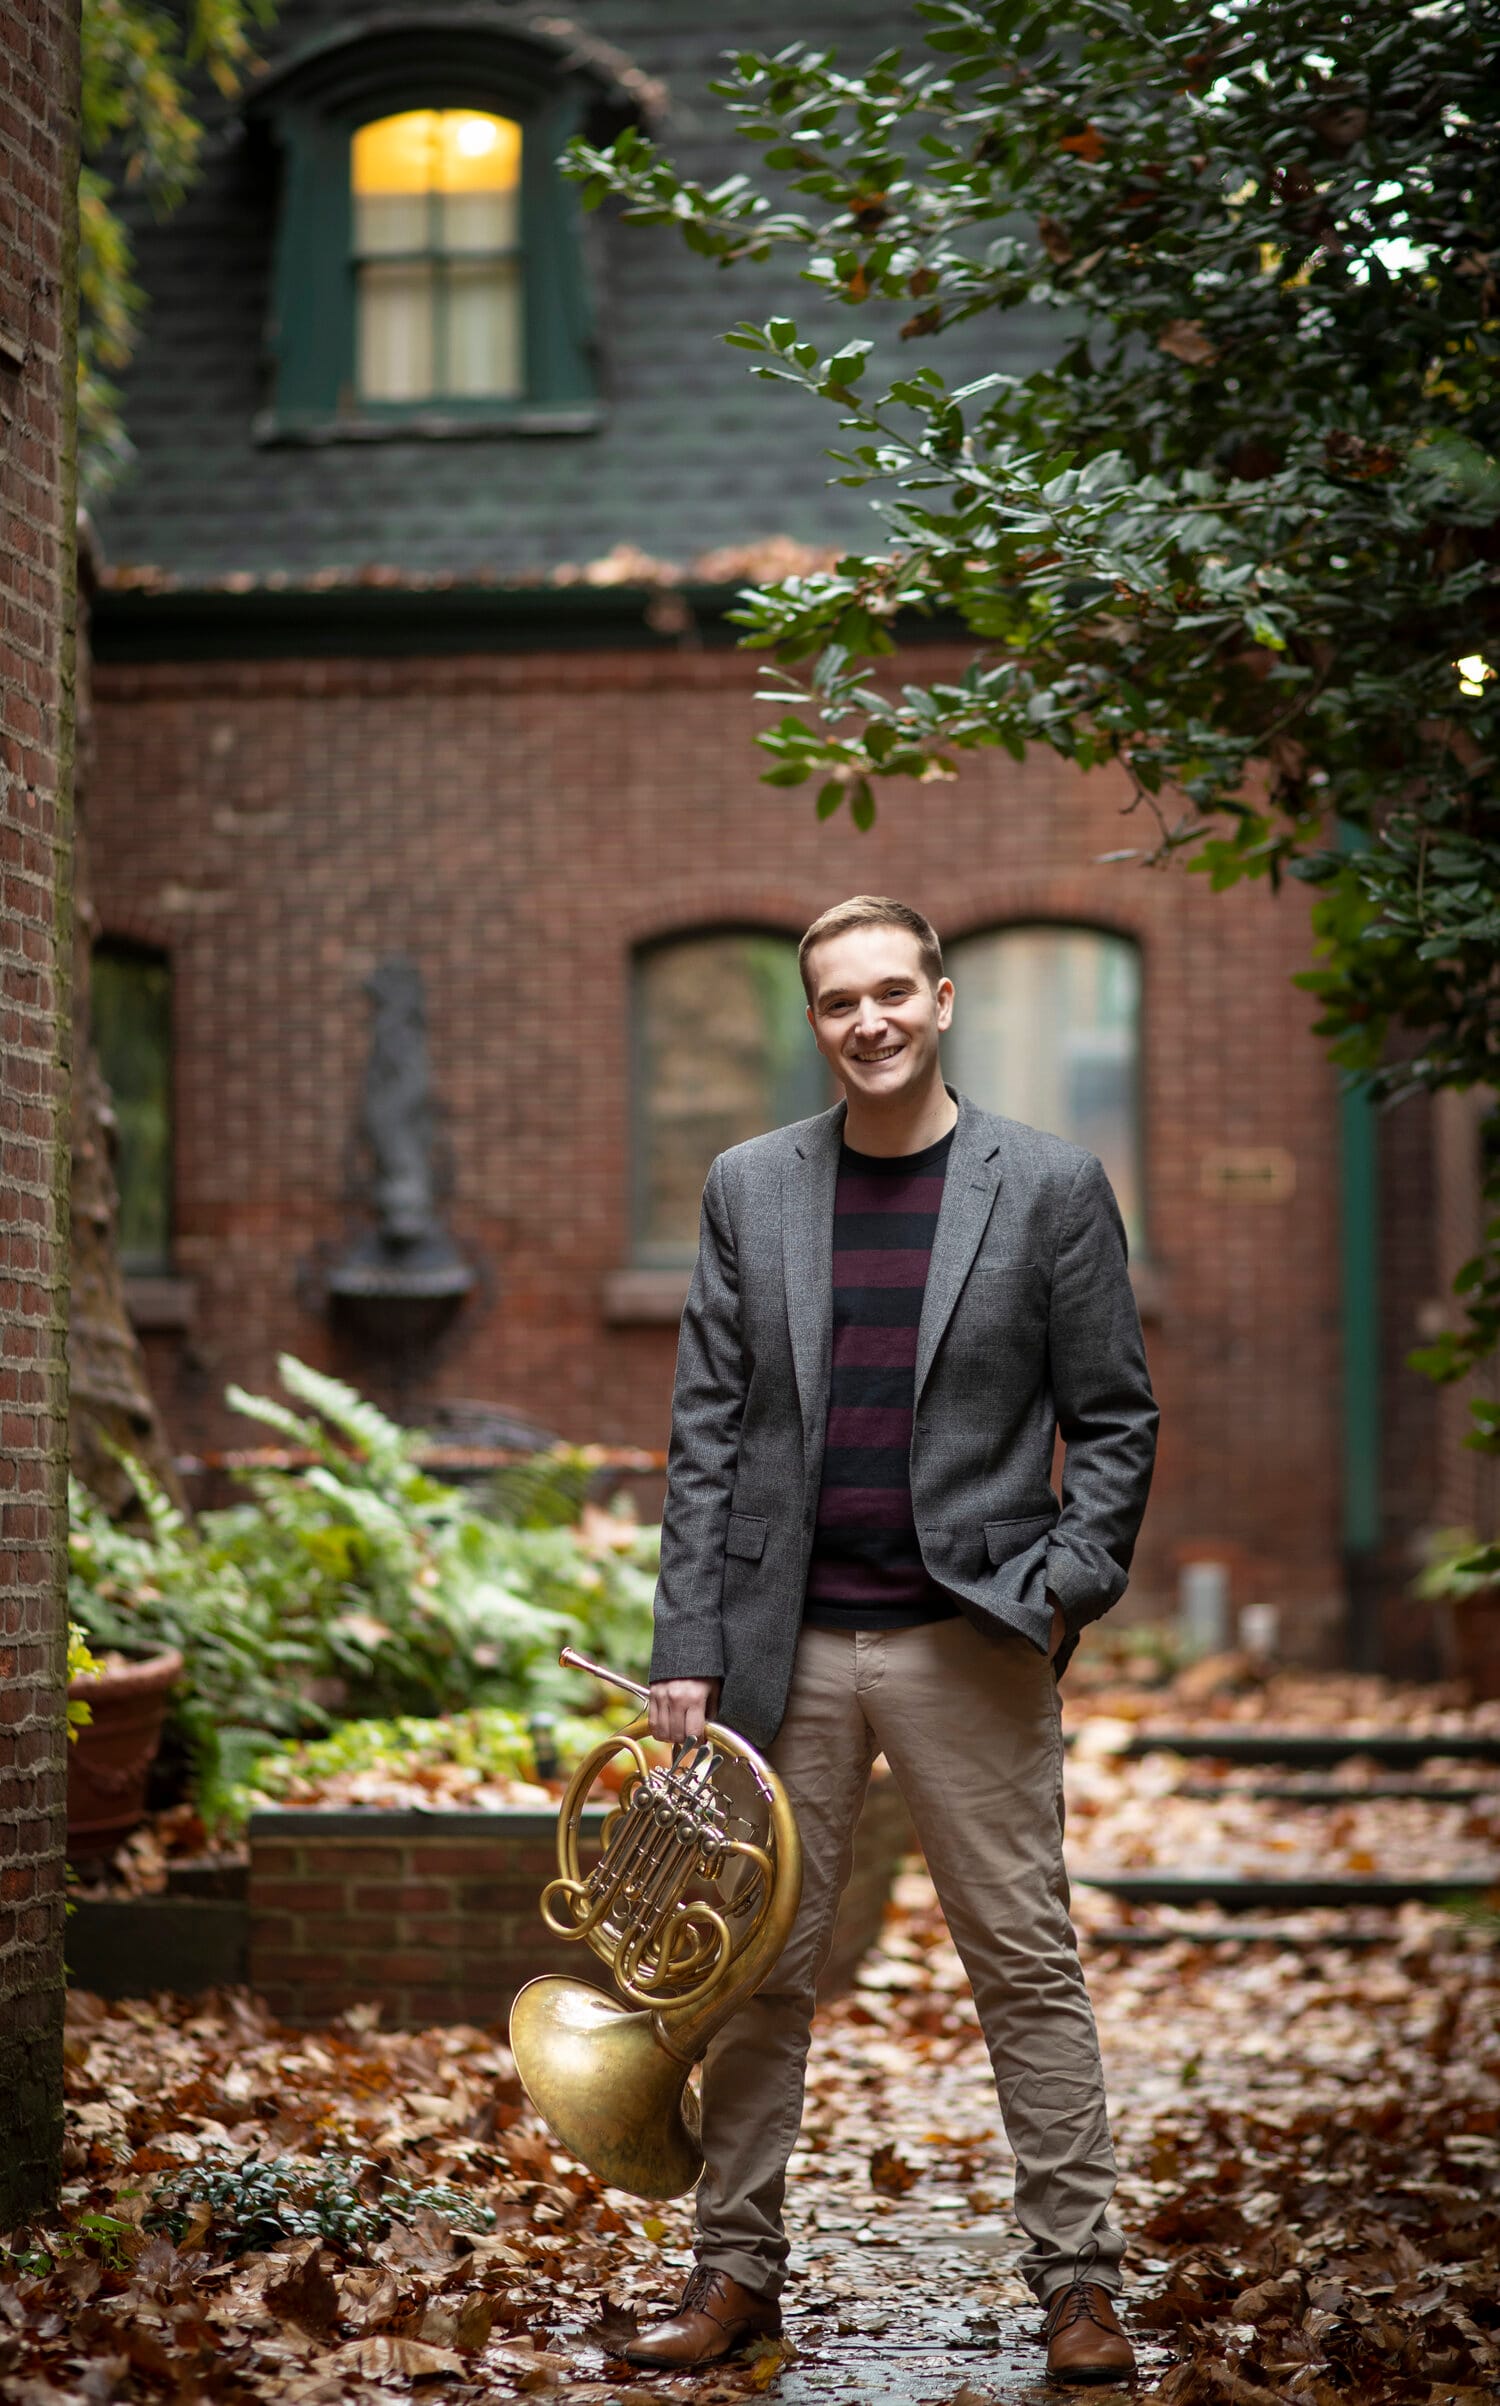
[824,986,912,1013]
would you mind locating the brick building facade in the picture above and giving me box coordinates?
[87,0,1451,1669]
[0,0,78,2225]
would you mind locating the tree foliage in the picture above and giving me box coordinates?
[569,0,1500,1434]
[80,0,274,491]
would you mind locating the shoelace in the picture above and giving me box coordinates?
[681,2266,729,2318]
[1046,2283,1115,2336]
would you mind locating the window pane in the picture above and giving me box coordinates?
[636,935,827,1262]
[358,260,435,401]
[946,927,1143,1248]
[92,946,172,1274]
[441,188,520,253]
[354,192,427,256]
[352,110,522,403]
[445,259,522,397]
[352,110,521,211]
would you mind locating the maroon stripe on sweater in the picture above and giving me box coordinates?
[835,1173,949,1213]
[832,1322,921,1367]
[804,1557,932,1603]
[816,1485,916,1529]
[825,1404,913,1449]
[830,1247,931,1287]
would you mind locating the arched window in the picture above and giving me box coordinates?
[634,933,826,1264]
[249,17,632,436]
[945,926,1144,1248]
[92,941,173,1274]
[352,110,523,404]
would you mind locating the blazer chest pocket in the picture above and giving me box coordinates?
[725,1513,768,1562]
[984,1512,1055,1565]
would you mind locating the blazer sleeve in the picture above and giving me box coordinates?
[1044,1152,1159,1648]
[649,1152,745,1684]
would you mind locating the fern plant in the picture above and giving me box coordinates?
[68,1357,658,1825]
[69,1464,323,1819]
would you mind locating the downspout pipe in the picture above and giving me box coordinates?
[1338,822,1382,1669]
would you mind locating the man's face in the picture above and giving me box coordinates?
[805,926,954,1108]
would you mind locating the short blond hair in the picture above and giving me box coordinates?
[798,896,944,1000]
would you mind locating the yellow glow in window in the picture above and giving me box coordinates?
[352,109,521,200]
[351,108,524,401]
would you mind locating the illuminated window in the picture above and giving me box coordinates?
[946,927,1144,1248]
[634,935,828,1264]
[352,110,523,402]
[92,943,173,1274]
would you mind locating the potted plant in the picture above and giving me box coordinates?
[67,1638,185,1865]
[1415,1529,1500,1701]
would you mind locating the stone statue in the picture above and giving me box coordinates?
[326,956,473,1334]
[362,956,440,1247]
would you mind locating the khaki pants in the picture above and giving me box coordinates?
[696,1617,1124,2305]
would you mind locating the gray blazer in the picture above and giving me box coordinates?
[650,1090,1158,1748]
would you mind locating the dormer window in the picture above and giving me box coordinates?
[352,110,523,403]
[246,14,648,441]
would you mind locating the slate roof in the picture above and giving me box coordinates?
[94,0,1053,590]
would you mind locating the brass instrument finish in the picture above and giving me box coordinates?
[508,1648,802,2199]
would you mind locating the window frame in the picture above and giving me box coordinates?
[630,926,830,1271]
[91,937,175,1279]
[260,62,597,440]
[350,111,525,408]
[945,918,1148,1253]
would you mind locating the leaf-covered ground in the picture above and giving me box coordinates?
[14,1668,1499,2403]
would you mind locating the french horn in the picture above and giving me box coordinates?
[508,1648,803,2198]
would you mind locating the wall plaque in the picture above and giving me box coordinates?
[1199,1146,1297,1202]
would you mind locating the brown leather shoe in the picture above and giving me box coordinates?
[617,2266,781,2369]
[1043,2282,1136,2384]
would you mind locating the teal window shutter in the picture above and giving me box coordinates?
[269,108,356,418]
[522,87,592,408]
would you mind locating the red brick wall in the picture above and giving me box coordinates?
[0,0,78,2227]
[92,641,1352,1648]
[247,1780,908,2027]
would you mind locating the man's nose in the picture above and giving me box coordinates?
[852,999,886,1038]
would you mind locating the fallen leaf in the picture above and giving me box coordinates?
[338,2333,465,2377]
[744,2335,797,2388]
[869,2142,921,2196]
[418,2293,493,2350]
[584,2296,642,2352]
[264,2247,340,2343]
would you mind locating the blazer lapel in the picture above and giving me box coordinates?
[915,1099,1002,1404]
[783,1101,844,1464]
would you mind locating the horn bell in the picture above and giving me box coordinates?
[509,1975,703,2200]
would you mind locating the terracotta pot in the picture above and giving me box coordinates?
[1444,1584,1500,1703]
[68,1647,184,1862]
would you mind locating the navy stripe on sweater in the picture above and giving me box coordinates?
[803,1128,960,1633]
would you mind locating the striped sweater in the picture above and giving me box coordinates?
[803,1128,961,1632]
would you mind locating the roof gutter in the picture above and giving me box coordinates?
[89,579,754,663]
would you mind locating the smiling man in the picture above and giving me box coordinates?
[624,896,1158,2384]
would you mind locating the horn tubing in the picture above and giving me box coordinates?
[558,1645,651,1705]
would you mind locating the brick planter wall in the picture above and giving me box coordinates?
[249,1775,914,2029]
